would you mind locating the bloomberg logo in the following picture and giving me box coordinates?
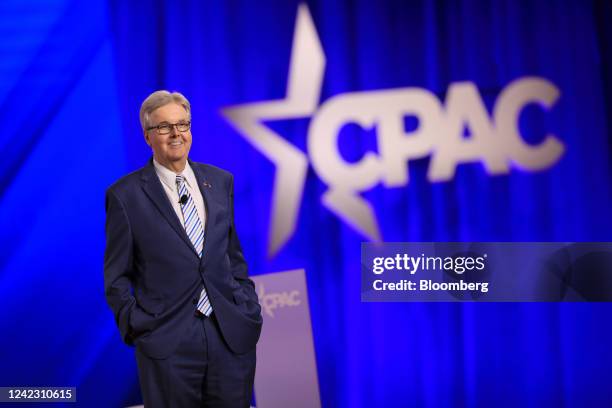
[222,4,564,257]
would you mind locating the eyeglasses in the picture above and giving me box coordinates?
[147,121,191,135]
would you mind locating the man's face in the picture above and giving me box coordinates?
[145,103,192,170]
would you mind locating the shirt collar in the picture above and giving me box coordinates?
[153,159,197,192]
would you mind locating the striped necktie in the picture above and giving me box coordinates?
[176,174,212,316]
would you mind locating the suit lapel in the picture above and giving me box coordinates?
[190,160,213,266]
[140,160,198,257]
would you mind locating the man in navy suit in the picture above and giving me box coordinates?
[104,90,262,407]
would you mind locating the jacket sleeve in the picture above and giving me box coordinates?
[103,188,137,345]
[227,174,262,321]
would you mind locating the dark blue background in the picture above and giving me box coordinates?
[1,0,611,406]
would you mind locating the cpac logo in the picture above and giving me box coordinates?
[257,284,301,318]
[222,4,564,257]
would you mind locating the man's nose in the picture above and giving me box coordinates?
[168,125,180,135]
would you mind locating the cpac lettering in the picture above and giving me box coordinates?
[258,284,301,318]
[309,77,563,191]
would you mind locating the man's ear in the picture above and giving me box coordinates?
[144,130,151,146]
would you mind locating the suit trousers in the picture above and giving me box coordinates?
[135,312,256,408]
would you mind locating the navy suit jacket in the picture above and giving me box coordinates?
[104,159,262,359]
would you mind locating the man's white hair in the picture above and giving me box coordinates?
[139,90,191,131]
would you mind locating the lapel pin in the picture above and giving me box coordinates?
[203,181,212,188]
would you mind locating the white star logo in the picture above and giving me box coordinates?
[222,4,565,258]
[222,4,326,257]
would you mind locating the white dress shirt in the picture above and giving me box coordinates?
[153,159,207,230]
